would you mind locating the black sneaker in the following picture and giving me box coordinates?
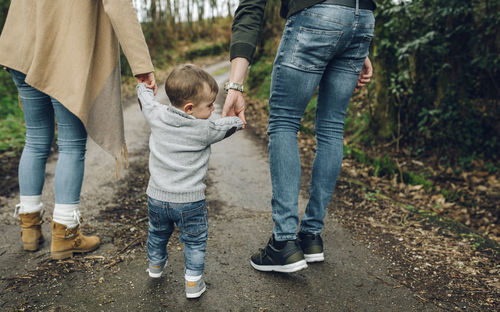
[250,236,308,273]
[298,232,324,263]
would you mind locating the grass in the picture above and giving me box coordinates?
[0,69,24,153]
[184,42,229,60]
[404,205,500,255]
[212,67,229,76]
[347,176,500,255]
[0,115,25,153]
[343,145,434,189]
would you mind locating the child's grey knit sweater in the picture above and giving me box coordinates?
[137,84,243,203]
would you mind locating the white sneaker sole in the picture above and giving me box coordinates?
[304,253,324,263]
[250,259,308,273]
[147,268,164,278]
[186,285,206,299]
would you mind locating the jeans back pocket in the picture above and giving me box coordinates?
[291,26,343,71]
[180,204,208,237]
[348,33,374,73]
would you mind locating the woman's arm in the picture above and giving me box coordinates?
[102,0,156,92]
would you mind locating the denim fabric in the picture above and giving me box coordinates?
[146,196,208,277]
[267,5,374,240]
[9,69,87,204]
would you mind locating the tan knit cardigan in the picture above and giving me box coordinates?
[0,0,154,172]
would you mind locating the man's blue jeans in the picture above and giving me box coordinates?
[146,197,208,277]
[268,4,374,241]
[9,69,87,204]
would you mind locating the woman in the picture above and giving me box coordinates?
[0,0,157,259]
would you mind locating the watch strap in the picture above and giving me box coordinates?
[224,82,244,93]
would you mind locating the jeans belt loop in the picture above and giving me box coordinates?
[321,0,374,11]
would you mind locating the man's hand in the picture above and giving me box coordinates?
[222,89,247,126]
[355,57,373,91]
[222,57,250,126]
[136,72,158,95]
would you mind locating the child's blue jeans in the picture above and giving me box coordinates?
[146,196,208,277]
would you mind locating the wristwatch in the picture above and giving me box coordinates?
[224,82,244,94]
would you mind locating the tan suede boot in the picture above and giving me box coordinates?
[19,212,45,251]
[50,221,100,260]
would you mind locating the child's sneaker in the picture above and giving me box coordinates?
[185,276,206,299]
[147,262,166,278]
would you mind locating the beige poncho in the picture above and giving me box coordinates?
[0,0,154,170]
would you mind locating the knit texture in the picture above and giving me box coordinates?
[137,84,244,203]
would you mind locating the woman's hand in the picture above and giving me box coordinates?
[136,72,157,95]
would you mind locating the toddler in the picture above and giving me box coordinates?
[137,64,243,298]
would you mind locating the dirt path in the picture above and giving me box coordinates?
[0,62,438,311]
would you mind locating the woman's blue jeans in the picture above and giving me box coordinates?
[9,69,87,204]
[146,197,208,277]
[268,4,374,241]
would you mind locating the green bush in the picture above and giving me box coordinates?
[371,0,500,162]
[0,70,17,115]
[0,69,24,153]
[0,115,25,153]
[247,58,273,92]
[184,42,228,60]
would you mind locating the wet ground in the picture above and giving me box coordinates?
[0,62,438,311]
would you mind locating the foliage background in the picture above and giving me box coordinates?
[369,0,500,165]
[246,0,500,171]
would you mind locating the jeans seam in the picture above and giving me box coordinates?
[291,26,344,71]
[181,205,207,237]
[348,34,373,72]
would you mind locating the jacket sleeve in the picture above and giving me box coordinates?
[102,0,154,76]
[230,0,268,64]
[205,117,244,145]
[137,83,160,119]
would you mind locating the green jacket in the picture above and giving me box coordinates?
[230,0,375,63]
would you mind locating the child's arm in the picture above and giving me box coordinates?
[136,83,160,117]
[205,116,244,145]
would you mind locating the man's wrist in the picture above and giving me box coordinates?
[224,82,244,94]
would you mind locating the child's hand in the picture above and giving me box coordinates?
[136,72,158,95]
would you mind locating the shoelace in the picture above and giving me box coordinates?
[13,203,44,218]
[13,204,21,218]
[73,210,82,226]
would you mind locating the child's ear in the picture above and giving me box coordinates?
[184,102,194,114]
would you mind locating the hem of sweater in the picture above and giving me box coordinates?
[147,185,206,203]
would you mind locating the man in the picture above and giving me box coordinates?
[222,0,376,273]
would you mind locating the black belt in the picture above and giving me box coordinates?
[322,0,376,11]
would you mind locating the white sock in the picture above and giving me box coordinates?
[14,195,43,216]
[185,274,202,282]
[52,204,80,229]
